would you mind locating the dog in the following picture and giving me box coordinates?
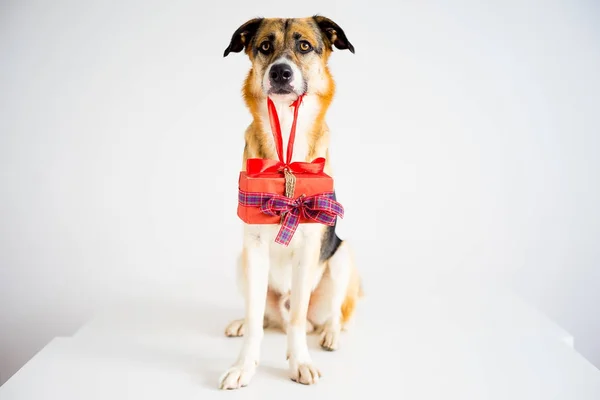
[219,15,362,390]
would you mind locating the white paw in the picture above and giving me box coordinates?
[320,326,340,351]
[219,362,257,390]
[224,319,245,337]
[288,358,321,385]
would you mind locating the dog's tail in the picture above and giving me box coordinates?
[341,261,363,326]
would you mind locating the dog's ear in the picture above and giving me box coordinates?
[313,15,355,54]
[223,18,264,57]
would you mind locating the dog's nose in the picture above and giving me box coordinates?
[269,63,293,85]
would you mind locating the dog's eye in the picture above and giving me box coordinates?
[259,41,271,54]
[297,40,313,54]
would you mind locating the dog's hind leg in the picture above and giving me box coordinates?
[308,240,360,351]
[225,288,287,337]
[278,291,315,334]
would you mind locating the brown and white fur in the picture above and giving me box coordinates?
[219,16,362,390]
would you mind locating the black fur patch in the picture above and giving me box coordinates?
[256,139,268,159]
[319,191,342,263]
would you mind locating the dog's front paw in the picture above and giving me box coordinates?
[288,357,321,385]
[320,325,340,351]
[219,362,257,390]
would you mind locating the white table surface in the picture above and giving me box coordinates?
[1,284,599,400]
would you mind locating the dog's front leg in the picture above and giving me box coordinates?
[219,234,270,390]
[287,242,322,385]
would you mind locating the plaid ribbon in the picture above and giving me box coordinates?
[238,190,344,246]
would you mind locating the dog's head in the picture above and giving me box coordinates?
[224,16,354,103]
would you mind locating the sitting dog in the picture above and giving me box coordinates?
[220,15,362,390]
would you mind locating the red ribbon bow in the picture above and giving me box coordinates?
[246,95,326,175]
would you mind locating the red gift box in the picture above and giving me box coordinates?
[237,96,344,246]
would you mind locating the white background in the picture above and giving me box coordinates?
[1,0,599,385]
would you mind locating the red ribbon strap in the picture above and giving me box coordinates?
[246,95,326,175]
[246,157,326,175]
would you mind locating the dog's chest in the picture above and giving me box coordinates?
[245,223,325,294]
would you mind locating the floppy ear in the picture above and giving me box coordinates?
[313,15,355,53]
[223,18,264,57]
